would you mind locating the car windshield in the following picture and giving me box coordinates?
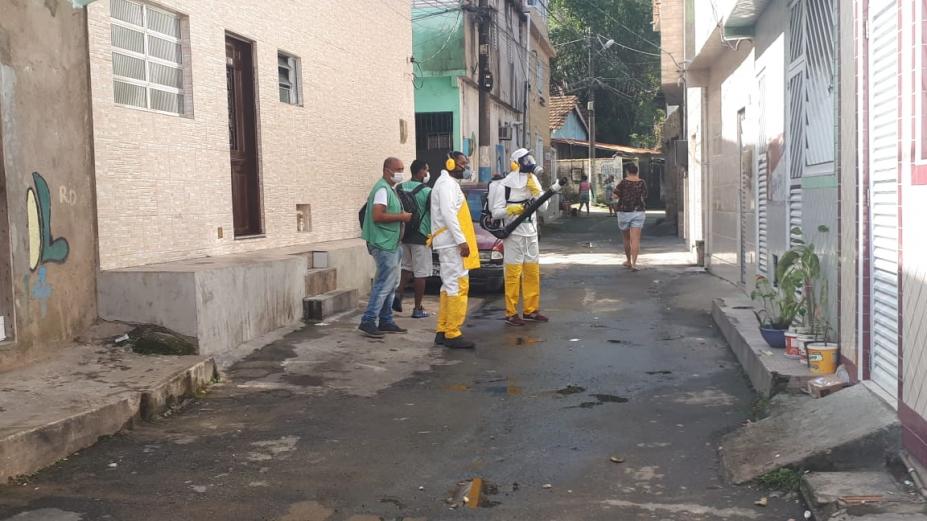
[465,191,484,222]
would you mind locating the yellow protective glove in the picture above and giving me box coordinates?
[526,175,542,197]
[505,204,525,217]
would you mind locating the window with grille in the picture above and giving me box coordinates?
[110,0,186,115]
[278,52,302,105]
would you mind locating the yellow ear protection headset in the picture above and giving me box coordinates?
[510,160,519,172]
[446,151,467,171]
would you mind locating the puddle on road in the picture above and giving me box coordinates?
[281,373,325,387]
[564,393,630,409]
[506,336,542,347]
[448,478,503,509]
[591,393,629,403]
[485,385,523,396]
[379,497,405,509]
[555,385,586,395]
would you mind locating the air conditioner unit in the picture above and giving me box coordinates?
[499,124,512,141]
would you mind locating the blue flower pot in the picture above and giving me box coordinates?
[759,327,787,348]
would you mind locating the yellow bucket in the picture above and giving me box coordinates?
[807,343,839,375]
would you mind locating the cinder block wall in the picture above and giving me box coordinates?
[87,0,416,270]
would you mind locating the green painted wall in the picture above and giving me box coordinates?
[414,76,461,150]
[412,8,465,150]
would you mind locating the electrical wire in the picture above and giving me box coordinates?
[416,10,463,63]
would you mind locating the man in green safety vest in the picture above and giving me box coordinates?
[358,157,413,338]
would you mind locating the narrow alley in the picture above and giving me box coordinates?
[0,214,804,520]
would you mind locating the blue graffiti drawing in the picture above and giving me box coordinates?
[27,172,70,271]
[30,267,52,317]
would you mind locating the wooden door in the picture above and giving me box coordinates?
[226,35,262,236]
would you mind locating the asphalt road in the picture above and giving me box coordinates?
[0,210,805,520]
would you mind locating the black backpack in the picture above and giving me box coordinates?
[359,183,429,242]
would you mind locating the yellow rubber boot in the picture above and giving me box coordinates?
[436,291,448,334]
[445,276,470,339]
[523,263,541,315]
[503,264,523,317]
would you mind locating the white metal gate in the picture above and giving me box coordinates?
[867,0,900,400]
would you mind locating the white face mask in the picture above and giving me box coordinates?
[391,172,404,184]
[422,172,431,184]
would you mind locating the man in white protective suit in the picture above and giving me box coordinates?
[488,148,551,326]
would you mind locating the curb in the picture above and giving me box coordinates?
[1,357,217,482]
[711,297,814,397]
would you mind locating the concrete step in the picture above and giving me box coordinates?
[305,267,337,297]
[712,297,815,397]
[303,289,358,321]
[0,345,217,481]
[721,385,900,484]
[802,471,927,520]
[830,514,927,521]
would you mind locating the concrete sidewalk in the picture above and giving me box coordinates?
[0,340,216,482]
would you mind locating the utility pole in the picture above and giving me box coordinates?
[478,0,491,181]
[586,27,596,187]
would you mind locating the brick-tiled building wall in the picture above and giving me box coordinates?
[87,0,415,270]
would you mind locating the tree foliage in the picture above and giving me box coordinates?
[548,0,663,148]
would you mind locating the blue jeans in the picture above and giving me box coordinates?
[361,244,401,325]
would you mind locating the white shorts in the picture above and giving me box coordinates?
[436,247,468,296]
[503,234,540,265]
[401,243,432,278]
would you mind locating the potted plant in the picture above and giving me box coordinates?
[778,226,838,367]
[751,274,802,348]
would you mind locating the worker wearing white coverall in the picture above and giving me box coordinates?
[428,152,480,349]
[488,148,550,326]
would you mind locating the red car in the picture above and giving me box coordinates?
[430,184,505,292]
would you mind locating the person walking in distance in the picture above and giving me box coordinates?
[488,148,550,326]
[578,174,592,216]
[603,175,616,216]
[613,163,648,271]
[358,157,413,338]
[429,151,480,349]
[393,160,433,318]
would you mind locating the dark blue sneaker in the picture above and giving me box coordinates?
[411,308,430,319]
[359,321,385,338]
[378,322,408,334]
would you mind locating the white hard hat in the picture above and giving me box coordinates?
[511,148,530,163]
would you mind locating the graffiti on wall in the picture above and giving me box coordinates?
[27,172,69,270]
[25,172,70,317]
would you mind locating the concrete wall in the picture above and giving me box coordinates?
[898,0,927,463]
[98,253,306,355]
[703,43,755,286]
[87,0,416,270]
[838,0,858,370]
[686,86,705,250]
[0,0,98,372]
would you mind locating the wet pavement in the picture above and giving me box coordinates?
[0,211,805,520]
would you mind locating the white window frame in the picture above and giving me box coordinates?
[278,51,302,106]
[110,0,187,116]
